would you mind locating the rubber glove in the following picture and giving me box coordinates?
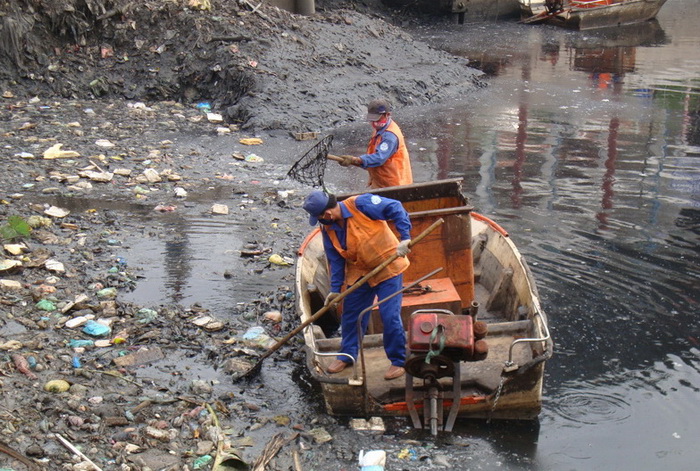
[340,155,360,167]
[396,239,411,257]
[325,292,340,306]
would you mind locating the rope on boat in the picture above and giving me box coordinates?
[424,325,446,364]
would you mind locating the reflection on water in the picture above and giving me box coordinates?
[119,213,287,308]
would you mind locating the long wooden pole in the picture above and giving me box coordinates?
[238,217,444,378]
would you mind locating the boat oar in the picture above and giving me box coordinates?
[234,217,445,380]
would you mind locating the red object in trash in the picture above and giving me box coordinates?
[407,311,474,361]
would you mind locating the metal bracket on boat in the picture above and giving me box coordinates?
[503,308,552,374]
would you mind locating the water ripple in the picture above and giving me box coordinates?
[549,390,632,426]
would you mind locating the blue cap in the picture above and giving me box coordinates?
[303,190,330,225]
[367,99,392,121]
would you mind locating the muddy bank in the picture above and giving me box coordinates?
[0,97,323,470]
[1,0,484,132]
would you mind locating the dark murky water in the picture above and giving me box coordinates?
[110,1,699,468]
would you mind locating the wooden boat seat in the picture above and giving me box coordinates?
[367,277,462,334]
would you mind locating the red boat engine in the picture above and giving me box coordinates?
[404,309,489,435]
[405,310,488,379]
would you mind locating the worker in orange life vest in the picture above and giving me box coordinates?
[302,190,412,380]
[337,99,413,189]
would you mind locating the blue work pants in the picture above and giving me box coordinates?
[339,273,406,367]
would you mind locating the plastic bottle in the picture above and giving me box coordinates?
[359,450,386,471]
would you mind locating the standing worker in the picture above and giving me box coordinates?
[337,99,413,189]
[302,189,412,380]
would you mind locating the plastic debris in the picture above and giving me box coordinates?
[0,340,22,350]
[241,326,276,349]
[263,310,282,323]
[12,354,38,379]
[45,259,66,273]
[80,170,113,182]
[95,139,115,148]
[206,112,223,123]
[293,131,319,141]
[239,137,263,145]
[136,308,159,324]
[308,427,332,444]
[211,204,229,215]
[0,259,22,271]
[26,215,52,228]
[113,346,164,367]
[350,417,385,432]
[69,339,95,348]
[143,168,162,183]
[44,206,70,218]
[82,320,111,337]
[154,204,177,212]
[268,254,292,266]
[359,450,386,471]
[65,315,94,328]
[96,287,117,298]
[191,316,224,332]
[398,448,419,460]
[0,279,22,290]
[44,379,71,392]
[193,455,213,469]
[3,243,27,255]
[43,143,81,159]
[35,299,56,311]
[245,153,263,162]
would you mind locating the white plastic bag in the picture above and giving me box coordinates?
[359,449,386,470]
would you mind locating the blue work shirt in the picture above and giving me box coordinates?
[321,194,411,292]
[358,119,399,168]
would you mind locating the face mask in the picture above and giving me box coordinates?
[371,116,388,131]
[318,218,333,225]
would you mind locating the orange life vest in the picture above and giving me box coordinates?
[323,196,409,287]
[366,120,413,189]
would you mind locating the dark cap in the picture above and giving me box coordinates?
[303,190,337,225]
[366,99,392,121]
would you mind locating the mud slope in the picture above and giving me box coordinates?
[1,0,484,132]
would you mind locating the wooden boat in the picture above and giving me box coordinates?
[519,0,667,30]
[295,179,553,433]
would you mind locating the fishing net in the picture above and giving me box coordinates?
[286,135,334,189]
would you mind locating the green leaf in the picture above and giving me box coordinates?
[8,215,31,237]
[0,215,31,241]
[0,225,17,241]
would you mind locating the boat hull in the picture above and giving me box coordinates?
[520,0,667,30]
[295,179,552,426]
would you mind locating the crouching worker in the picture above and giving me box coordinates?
[302,190,412,380]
